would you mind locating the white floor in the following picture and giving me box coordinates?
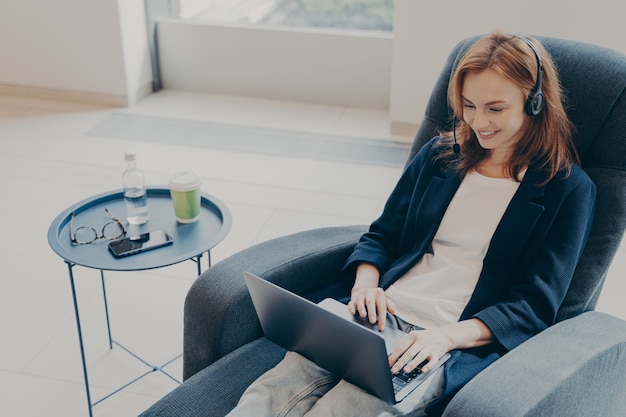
[0,90,624,417]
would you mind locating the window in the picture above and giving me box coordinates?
[181,0,394,31]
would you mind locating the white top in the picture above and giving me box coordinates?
[385,170,522,329]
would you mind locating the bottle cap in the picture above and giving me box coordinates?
[124,151,137,161]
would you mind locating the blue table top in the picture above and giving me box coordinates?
[48,187,232,271]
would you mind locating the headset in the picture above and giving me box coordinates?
[520,37,545,116]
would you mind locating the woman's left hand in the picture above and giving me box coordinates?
[388,318,494,374]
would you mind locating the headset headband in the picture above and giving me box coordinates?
[519,37,545,116]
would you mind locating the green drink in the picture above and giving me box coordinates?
[169,172,202,223]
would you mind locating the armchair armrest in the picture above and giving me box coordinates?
[183,225,367,380]
[443,311,626,417]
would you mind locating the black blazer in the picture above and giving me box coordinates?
[344,137,596,411]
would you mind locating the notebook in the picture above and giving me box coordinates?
[243,271,450,403]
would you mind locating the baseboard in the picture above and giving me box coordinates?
[0,83,152,107]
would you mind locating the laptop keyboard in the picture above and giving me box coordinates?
[392,368,423,394]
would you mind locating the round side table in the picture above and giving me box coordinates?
[48,187,231,417]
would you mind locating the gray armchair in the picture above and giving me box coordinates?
[141,36,626,416]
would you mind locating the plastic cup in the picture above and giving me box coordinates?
[169,172,202,223]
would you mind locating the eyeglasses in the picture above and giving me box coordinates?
[70,208,127,245]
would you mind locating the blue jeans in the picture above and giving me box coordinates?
[226,314,445,417]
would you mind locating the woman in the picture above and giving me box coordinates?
[227,31,596,417]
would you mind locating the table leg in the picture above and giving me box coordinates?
[195,254,202,276]
[194,250,211,276]
[66,262,94,417]
[64,252,205,414]
[100,270,113,349]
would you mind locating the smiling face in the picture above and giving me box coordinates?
[461,69,527,163]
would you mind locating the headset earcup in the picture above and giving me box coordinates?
[525,91,545,116]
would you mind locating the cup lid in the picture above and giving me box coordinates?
[169,171,201,191]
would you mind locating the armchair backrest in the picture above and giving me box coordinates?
[408,36,626,322]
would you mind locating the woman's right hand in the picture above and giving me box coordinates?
[348,286,396,331]
[348,263,395,331]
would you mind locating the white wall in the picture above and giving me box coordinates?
[390,0,626,131]
[157,20,392,108]
[0,0,152,106]
[118,0,154,105]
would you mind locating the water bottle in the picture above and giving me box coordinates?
[122,151,149,224]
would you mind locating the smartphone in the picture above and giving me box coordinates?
[108,230,173,258]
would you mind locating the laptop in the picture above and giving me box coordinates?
[243,271,450,404]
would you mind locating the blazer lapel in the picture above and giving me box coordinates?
[488,171,546,258]
[413,170,462,251]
